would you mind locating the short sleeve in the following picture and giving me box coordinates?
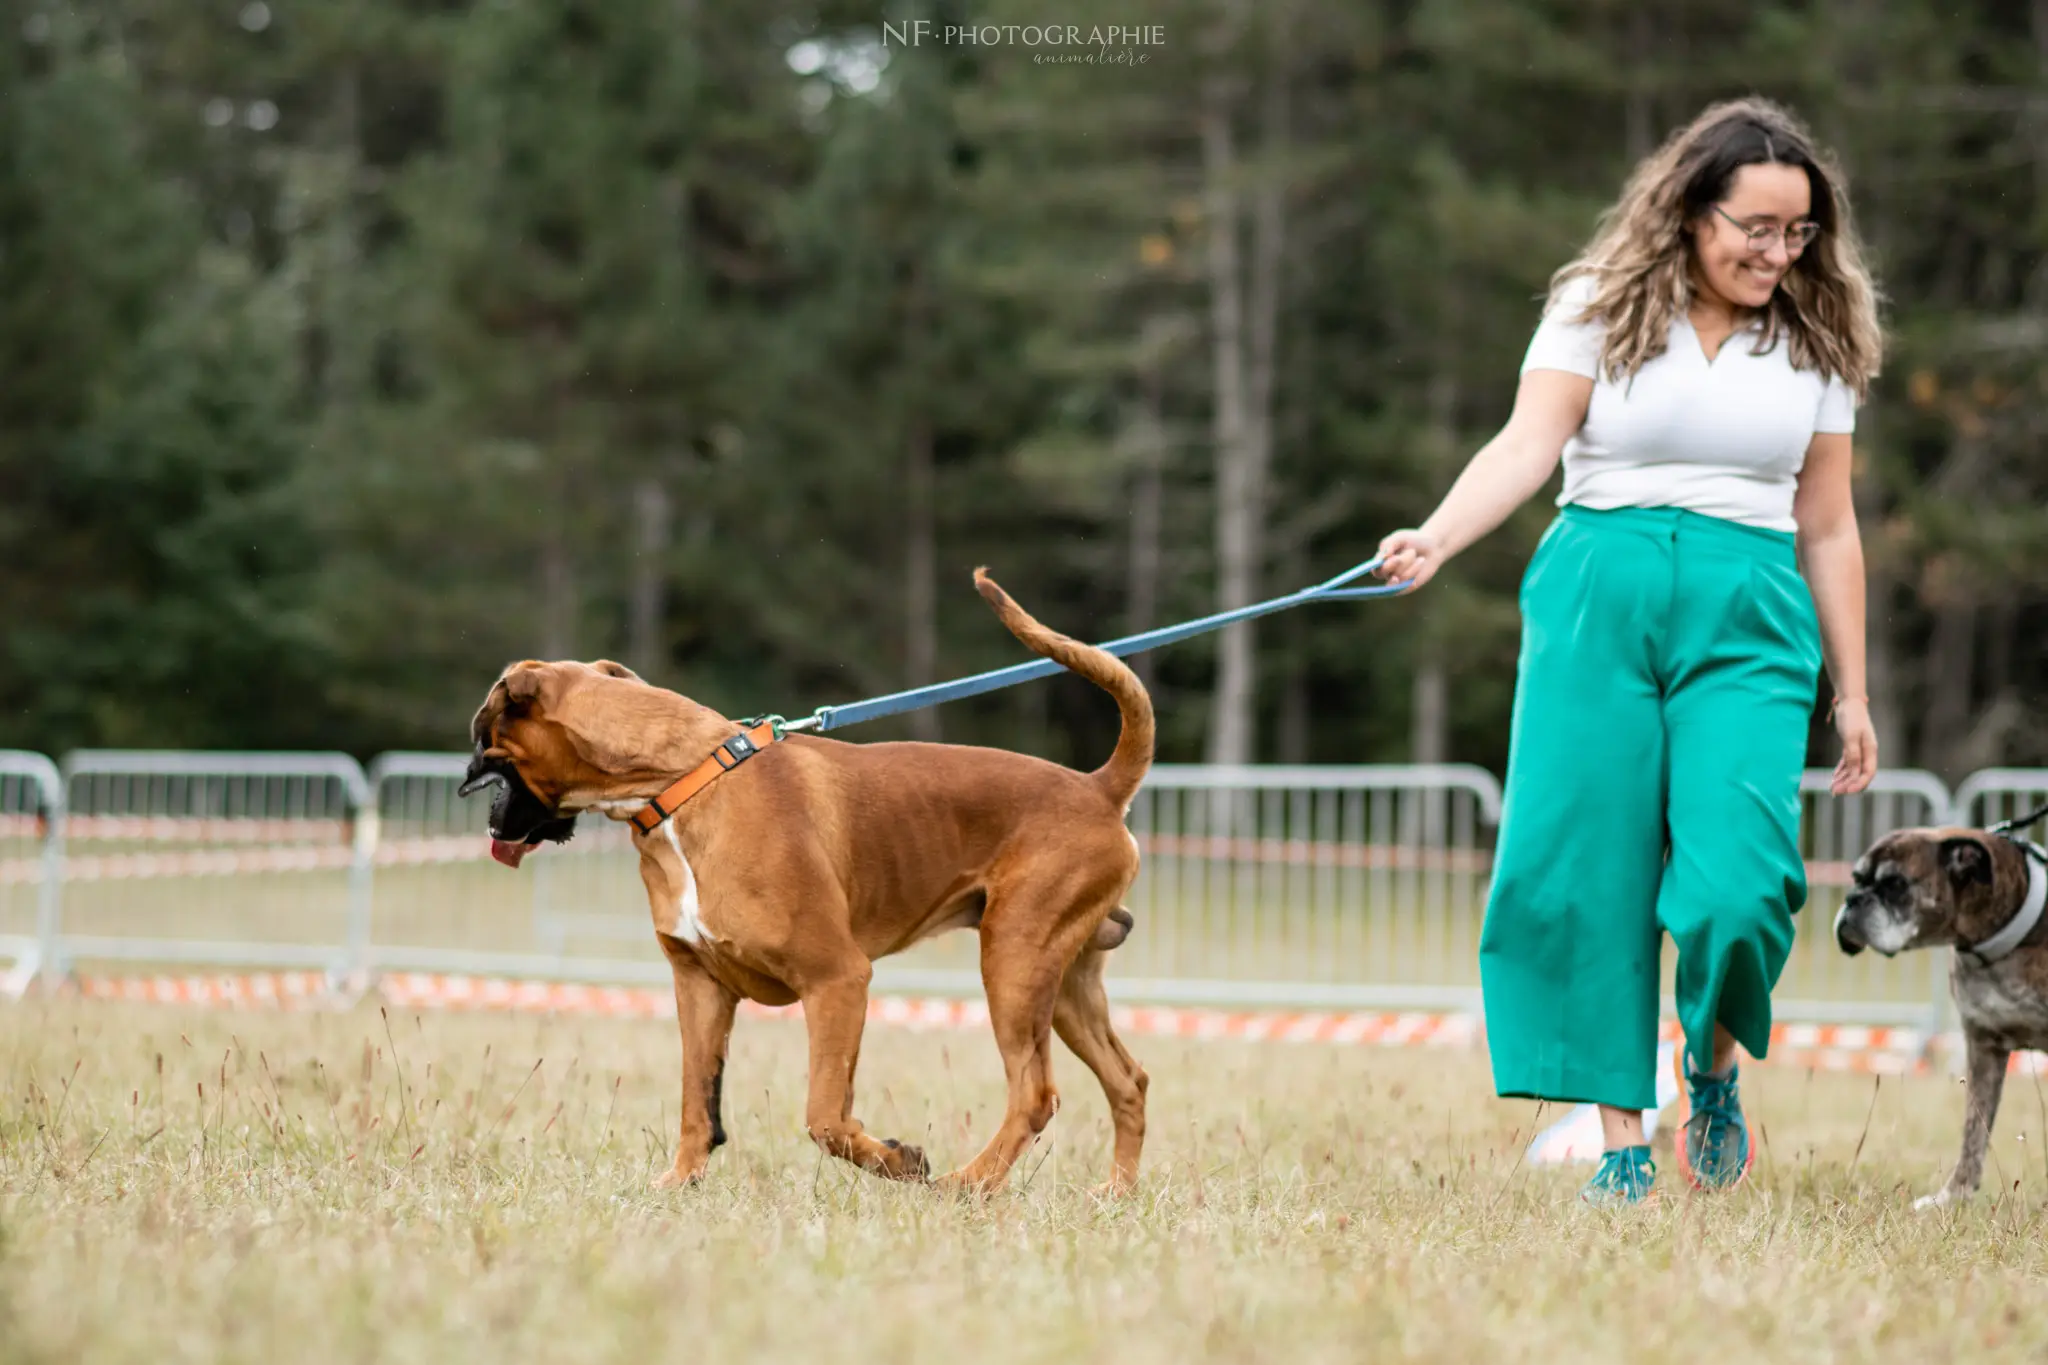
[1520,275,1604,379]
[1816,376,1857,434]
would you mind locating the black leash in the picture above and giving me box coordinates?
[1989,803,2048,838]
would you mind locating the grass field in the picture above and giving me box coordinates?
[0,1000,2043,1363]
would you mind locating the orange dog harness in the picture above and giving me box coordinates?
[629,720,782,834]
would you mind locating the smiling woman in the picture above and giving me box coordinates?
[1372,97,1886,1208]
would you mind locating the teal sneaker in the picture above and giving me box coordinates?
[1678,1054,1753,1190]
[1580,1145,1657,1207]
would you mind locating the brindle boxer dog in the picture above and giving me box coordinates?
[1835,819,2048,1208]
[461,570,1151,1195]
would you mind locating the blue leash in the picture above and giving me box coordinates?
[778,557,1407,734]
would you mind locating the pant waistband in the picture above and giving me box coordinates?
[1558,503,1798,564]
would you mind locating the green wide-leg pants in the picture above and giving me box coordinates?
[1481,505,1823,1113]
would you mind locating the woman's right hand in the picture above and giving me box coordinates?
[1374,528,1445,593]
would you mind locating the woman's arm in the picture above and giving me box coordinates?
[1792,431,1878,795]
[1374,368,1593,589]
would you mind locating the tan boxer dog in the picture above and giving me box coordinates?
[462,570,1151,1195]
[1835,819,2048,1208]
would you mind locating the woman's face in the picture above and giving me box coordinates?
[1689,161,1815,312]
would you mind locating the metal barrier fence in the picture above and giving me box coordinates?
[53,752,371,977]
[850,763,1505,1007]
[1118,764,1498,1008]
[0,748,2038,1025]
[0,751,61,983]
[1954,769,2048,831]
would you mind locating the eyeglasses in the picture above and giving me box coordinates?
[1713,205,1821,253]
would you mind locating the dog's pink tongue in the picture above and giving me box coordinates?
[489,838,536,869]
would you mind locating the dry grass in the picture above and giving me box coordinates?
[0,999,2043,1364]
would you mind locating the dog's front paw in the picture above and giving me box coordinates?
[1913,1187,1963,1212]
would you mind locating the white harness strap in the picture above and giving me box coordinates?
[1968,839,2048,964]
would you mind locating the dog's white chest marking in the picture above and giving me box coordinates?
[658,818,716,945]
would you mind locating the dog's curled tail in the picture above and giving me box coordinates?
[973,568,1156,812]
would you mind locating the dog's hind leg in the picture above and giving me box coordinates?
[655,942,739,1190]
[936,961,1059,1196]
[938,893,1119,1195]
[1053,945,1148,1196]
[799,961,930,1181]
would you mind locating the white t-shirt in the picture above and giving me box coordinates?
[1520,277,1857,532]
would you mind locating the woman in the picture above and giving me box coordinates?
[1375,98,1883,1204]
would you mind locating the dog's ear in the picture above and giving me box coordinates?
[470,677,510,750]
[502,662,557,707]
[471,662,560,750]
[1940,835,1995,890]
[589,660,645,684]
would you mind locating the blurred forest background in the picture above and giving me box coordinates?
[1,0,2043,781]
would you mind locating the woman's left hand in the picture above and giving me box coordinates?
[1830,697,1878,796]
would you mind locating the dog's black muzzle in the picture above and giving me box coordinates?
[1834,888,1903,957]
[1833,898,1868,956]
[458,749,579,847]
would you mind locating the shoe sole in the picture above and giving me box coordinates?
[1579,1190,1661,1209]
[1675,1122,1755,1191]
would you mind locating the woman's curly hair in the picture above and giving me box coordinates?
[1550,97,1884,398]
